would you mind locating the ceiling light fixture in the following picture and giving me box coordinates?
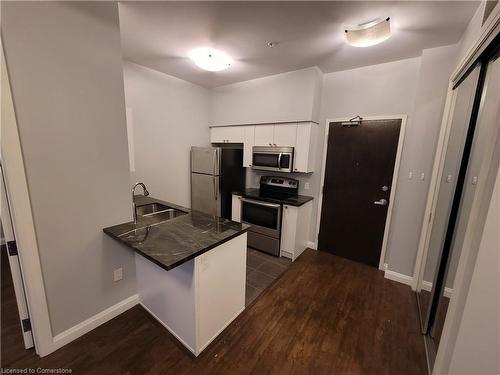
[345,17,391,47]
[189,48,232,72]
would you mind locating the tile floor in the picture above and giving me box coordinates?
[245,247,291,306]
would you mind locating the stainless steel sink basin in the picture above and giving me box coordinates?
[135,203,187,220]
[136,203,171,216]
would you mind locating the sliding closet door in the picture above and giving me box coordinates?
[431,50,500,347]
[417,65,480,326]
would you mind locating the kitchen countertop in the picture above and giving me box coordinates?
[233,188,314,206]
[103,196,250,271]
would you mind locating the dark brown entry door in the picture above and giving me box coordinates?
[318,119,401,267]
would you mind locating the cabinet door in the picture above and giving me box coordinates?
[274,124,297,147]
[280,205,297,258]
[294,123,316,172]
[254,125,274,146]
[231,194,242,222]
[243,126,255,167]
[210,126,244,143]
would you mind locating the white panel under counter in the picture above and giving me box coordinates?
[136,233,247,356]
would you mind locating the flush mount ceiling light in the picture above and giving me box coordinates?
[189,48,232,72]
[345,17,391,47]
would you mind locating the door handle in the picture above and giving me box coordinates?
[277,153,282,170]
[213,177,217,201]
[374,199,388,206]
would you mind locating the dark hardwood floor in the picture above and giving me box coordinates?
[2,249,426,374]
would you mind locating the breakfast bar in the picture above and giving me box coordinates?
[104,196,249,356]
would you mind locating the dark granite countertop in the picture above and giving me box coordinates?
[103,196,249,271]
[232,189,314,207]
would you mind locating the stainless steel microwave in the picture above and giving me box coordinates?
[252,146,294,173]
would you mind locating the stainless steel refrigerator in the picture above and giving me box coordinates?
[191,146,245,219]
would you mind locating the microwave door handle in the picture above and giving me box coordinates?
[277,153,282,170]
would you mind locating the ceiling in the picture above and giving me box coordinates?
[119,1,479,88]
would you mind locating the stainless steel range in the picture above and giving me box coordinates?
[240,176,299,256]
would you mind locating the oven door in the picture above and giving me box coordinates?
[240,198,281,238]
[252,147,293,173]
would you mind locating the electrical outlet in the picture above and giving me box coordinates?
[304,182,310,190]
[113,267,123,282]
[420,173,425,181]
[408,171,413,180]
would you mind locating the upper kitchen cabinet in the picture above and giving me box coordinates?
[293,122,317,173]
[210,122,317,173]
[254,124,297,147]
[274,124,297,147]
[254,125,275,146]
[210,126,245,143]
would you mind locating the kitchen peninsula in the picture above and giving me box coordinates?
[104,196,249,356]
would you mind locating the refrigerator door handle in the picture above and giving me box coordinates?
[213,176,217,201]
[213,148,218,176]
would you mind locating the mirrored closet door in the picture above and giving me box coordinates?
[417,37,500,371]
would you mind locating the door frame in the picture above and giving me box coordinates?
[1,164,35,349]
[1,44,55,356]
[315,114,407,270]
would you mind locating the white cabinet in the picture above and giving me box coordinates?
[210,122,317,173]
[243,126,255,167]
[254,125,275,146]
[293,123,317,173]
[274,124,297,146]
[280,200,313,261]
[210,126,244,143]
[231,194,242,222]
[254,123,297,147]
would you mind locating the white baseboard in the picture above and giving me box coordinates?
[384,269,414,287]
[139,302,196,355]
[306,241,317,250]
[52,294,139,351]
[421,280,454,298]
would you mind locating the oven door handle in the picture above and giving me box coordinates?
[277,153,282,170]
[240,197,281,208]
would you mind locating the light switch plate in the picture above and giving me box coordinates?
[113,267,123,282]
[304,182,310,190]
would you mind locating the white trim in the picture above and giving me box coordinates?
[1,46,54,356]
[451,3,500,85]
[421,281,454,299]
[315,115,407,271]
[384,269,413,286]
[412,83,458,291]
[306,241,316,250]
[52,294,139,351]
[1,166,34,349]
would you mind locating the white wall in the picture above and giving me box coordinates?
[1,2,137,335]
[447,169,500,375]
[123,62,210,207]
[210,67,322,125]
[386,44,458,276]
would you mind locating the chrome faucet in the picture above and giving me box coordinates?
[132,182,150,224]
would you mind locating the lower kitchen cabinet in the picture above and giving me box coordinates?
[231,194,242,222]
[280,201,313,261]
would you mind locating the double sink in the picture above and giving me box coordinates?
[118,202,188,243]
[136,202,187,222]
